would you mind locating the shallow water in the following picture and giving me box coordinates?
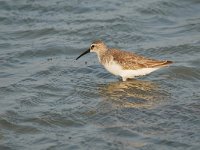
[0,0,200,149]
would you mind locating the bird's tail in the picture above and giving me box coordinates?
[158,60,173,67]
[148,60,173,68]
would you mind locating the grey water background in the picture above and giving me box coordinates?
[0,0,200,149]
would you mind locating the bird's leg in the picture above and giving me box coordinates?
[122,77,127,81]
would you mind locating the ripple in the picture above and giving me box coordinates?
[10,28,58,39]
[98,80,168,109]
[0,116,40,134]
[24,115,84,128]
[137,1,179,16]
[170,66,200,81]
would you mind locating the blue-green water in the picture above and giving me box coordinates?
[0,0,200,149]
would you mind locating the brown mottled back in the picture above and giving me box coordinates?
[102,48,172,70]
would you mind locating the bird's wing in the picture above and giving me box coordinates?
[110,49,172,70]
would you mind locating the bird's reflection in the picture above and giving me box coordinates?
[98,79,164,109]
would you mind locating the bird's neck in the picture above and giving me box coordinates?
[96,48,108,63]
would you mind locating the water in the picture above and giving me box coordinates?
[0,0,200,149]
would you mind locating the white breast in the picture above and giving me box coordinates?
[120,68,159,78]
[103,60,159,79]
[104,60,123,76]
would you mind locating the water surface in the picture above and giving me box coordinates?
[0,0,200,149]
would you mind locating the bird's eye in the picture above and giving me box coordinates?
[91,45,94,49]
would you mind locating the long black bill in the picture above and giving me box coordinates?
[76,49,90,60]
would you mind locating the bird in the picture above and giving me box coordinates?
[76,40,172,81]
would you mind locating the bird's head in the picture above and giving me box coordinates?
[76,40,107,60]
